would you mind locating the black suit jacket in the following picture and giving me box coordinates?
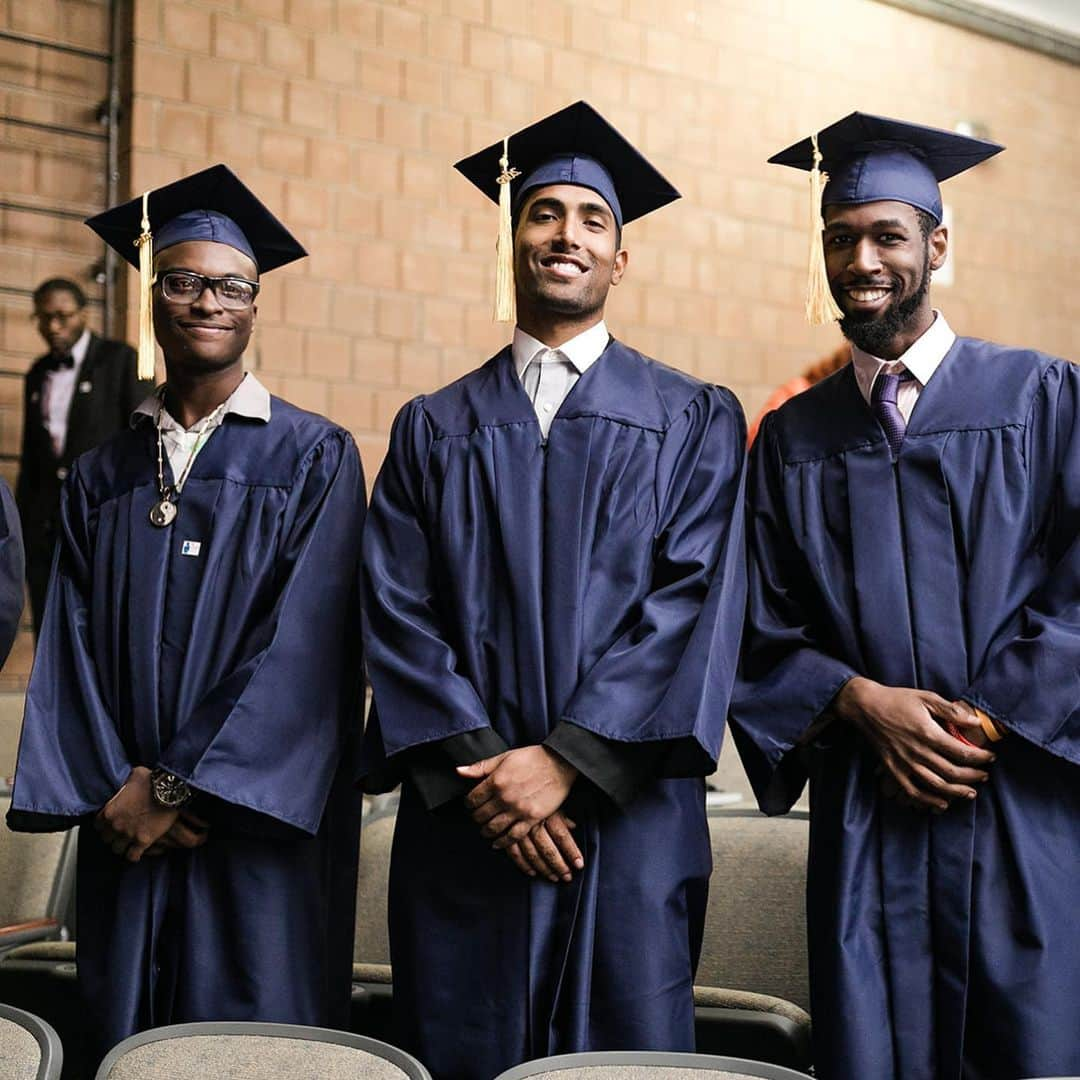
[16,333,151,548]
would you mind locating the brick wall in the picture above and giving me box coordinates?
[0,0,112,691]
[120,0,1080,487]
[1,0,1078,695]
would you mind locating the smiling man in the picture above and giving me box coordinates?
[360,102,747,1079]
[7,166,365,1064]
[730,114,1080,1079]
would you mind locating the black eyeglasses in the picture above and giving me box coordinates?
[156,271,260,310]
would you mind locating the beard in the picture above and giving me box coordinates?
[837,252,932,356]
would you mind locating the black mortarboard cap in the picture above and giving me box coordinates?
[769,112,1003,326]
[85,165,305,379]
[85,163,306,273]
[454,101,679,321]
[454,100,680,228]
[769,112,1003,223]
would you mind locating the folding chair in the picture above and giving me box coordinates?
[351,802,395,1040]
[494,1049,811,1078]
[0,796,77,955]
[94,1021,430,1079]
[0,1001,63,1080]
[692,810,812,1069]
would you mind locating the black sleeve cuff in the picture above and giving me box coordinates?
[5,809,85,833]
[544,721,660,809]
[406,728,510,810]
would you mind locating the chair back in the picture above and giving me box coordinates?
[355,806,395,965]
[0,798,74,928]
[494,1049,811,1078]
[697,811,809,1011]
[0,1002,63,1080]
[95,1021,431,1079]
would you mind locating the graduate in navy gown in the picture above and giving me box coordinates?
[7,166,365,1062]
[730,113,1080,1080]
[0,477,25,665]
[360,102,747,1080]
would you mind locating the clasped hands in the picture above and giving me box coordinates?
[833,677,998,813]
[94,765,210,863]
[456,745,584,884]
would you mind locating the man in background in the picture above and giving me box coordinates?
[18,278,149,636]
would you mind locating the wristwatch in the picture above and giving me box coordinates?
[149,767,193,809]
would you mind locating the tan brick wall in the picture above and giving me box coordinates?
[2,0,1079,695]
[120,0,1079,488]
[0,0,112,689]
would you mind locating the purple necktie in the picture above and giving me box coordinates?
[872,370,915,456]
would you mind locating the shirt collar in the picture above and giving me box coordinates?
[512,320,610,380]
[69,328,92,367]
[132,371,272,430]
[851,310,956,404]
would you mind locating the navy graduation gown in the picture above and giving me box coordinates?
[8,398,365,1058]
[730,339,1080,1080]
[0,477,25,665]
[361,341,747,1080]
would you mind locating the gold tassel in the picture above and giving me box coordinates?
[134,190,157,381]
[805,133,843,327]
[493,136,519,323]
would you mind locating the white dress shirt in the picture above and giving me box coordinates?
[41,327,92,457]
[851,310,957,422]
[133,372,272,484]
[512,320,610,438]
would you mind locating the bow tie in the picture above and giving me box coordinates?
[47,352,75,372]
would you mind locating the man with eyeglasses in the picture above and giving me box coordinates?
[8,166,365,1067]
[18,278,149,637]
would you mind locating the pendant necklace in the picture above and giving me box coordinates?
[149,393,229,528]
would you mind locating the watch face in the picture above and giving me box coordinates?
[151,770,191,808]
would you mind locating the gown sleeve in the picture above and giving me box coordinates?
[0,478,25,667]
[359,398,501,795]
[556,385,748,779]
[727,411,859,813]
[963,362,1080,767]
[155,430,366,836]
[7,464,133,831]
[543,721,656,808]
[403,727,510,810]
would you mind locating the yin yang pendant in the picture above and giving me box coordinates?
[149,498,178,528]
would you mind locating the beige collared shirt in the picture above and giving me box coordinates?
[850,310,957,422]
[132,371,271,484]
[512,320,609,438]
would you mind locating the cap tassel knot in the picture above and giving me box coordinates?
[805,134,843,327]
[493,137,520,324]
[134,190,157,381]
